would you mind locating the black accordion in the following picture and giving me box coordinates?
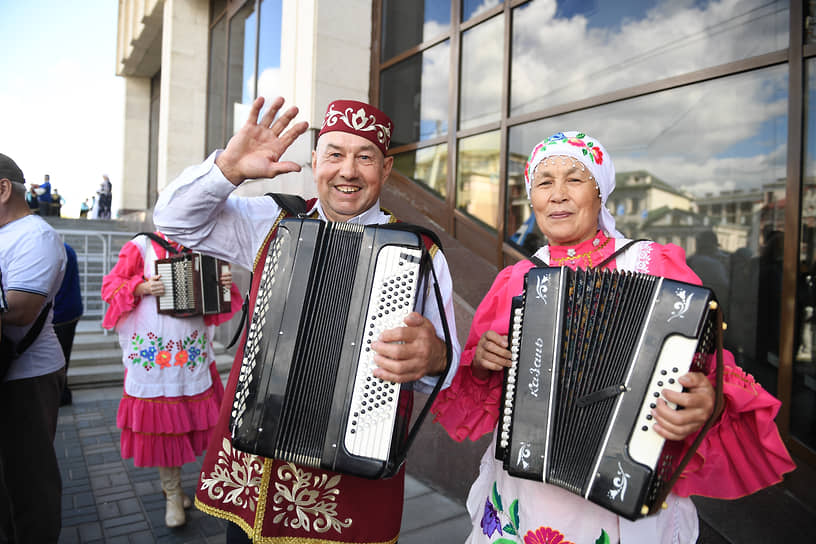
[496,266,722,520]
[154,252,231,317]
[230,218,449,479]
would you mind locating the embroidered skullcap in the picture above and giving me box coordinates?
[524,131,622,238]
[318,100,394,156]
[0,153,25,184]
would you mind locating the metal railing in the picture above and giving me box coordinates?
[56,229,137,321]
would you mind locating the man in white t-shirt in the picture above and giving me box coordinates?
[0,153,66,543]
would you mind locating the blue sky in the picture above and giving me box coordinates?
[0,0,123,217]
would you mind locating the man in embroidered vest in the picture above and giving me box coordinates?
[153,97,461,543]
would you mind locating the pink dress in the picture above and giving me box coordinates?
[432,231,796,544]
[101,233,242,467]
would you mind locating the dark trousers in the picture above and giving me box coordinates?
[54,319,78,404]
[226,521,253,543]
[0,369,64,543]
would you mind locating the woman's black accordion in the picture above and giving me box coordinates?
[496,266,722,520]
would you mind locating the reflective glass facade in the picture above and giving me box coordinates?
[207,0,283,154]
[376,0,816,460]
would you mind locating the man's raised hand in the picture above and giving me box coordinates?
[216,96,309,185]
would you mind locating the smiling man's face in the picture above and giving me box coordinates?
[312,131,393,222]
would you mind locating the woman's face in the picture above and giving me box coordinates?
[530,156,602,246]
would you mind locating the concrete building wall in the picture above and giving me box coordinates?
[120,77,151,213]
[156,0,209,190]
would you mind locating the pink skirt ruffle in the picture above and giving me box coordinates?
[118,361,225,467]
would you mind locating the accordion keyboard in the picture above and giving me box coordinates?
[156,259,195,312]
[343,245,423,460]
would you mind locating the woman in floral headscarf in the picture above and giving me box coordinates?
[432,131,795,543]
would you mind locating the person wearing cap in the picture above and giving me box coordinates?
[153,97,460,543]
[430,132,795,543]
[0,153,67,543]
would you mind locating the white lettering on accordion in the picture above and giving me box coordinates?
[516,441,531,469]
[668,287,694,322]
[607,461,631,502]
[528,337,544,397]
[534,273,549,302]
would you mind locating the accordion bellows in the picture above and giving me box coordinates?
[230,219,432,479]
[496,266,719,520]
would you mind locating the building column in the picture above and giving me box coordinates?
[156,0,209,191]
[120,76,151,214]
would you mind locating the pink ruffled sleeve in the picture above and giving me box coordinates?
[672,349,796,498]
[646,241,795,496]
[101,242,146,330]
[203,282,243,326]
[432,261,534,441]
[645,242,702,284]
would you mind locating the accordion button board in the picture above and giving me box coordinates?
[496,266,717,520]
[230,218,430,479]
[155,252,231,317]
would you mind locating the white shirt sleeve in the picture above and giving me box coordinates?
[152,151,283,270]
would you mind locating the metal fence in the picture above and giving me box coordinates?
[57,229,137,321]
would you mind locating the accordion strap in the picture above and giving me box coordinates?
[392,242,453,471]
[650,305,726,514]
[135,232,185,255]
[266,193,309,217]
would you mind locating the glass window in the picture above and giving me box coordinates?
[793,58,816,451]
[257,0,283,116]
[510,0,789,117]
[393,143,449,198]
[462,0,501,22]
[457,130,501,228]
[380,41,450,147]
[382,0,450,59]
[507,65,788,394]
[459,14,503,130]
[225,3,257,141]
[206,15,227,154]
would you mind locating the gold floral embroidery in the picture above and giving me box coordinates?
[270,463,352,534]
[199,437,264,511]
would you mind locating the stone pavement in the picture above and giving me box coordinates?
[55,386,471,544]
[54,385,816,543]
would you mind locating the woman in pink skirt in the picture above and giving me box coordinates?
[102,232,241,527]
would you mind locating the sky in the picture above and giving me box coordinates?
[0,0,124,218]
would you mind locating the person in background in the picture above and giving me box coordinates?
[0,153,67,543]
[79,199,90,218]
[96,175,112,219]
[50,188,65,218]
[31,174,54,216]
[25,184,39,214]
[53,242,83,406]
[101,231,241,528]
[431,131,796,544]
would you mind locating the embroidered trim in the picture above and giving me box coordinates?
[549,236,611,268]
[121,390,215,404]
[108,280,131,301]
[634,241,653,273]
[321,105,392,147]
[268,463,352,533]
[199,437,264,512]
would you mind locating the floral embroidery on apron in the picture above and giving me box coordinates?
[480,482,610,544]
[127,329,208,370]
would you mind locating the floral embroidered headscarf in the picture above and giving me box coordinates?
[524,131,622,238]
